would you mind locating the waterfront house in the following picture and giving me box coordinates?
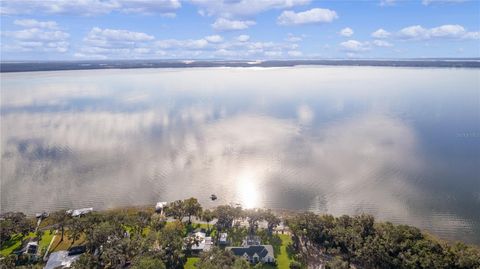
[226,245,275,264]
[44,251,82,269]
[186,231,213,254]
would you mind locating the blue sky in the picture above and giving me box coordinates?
[1,0,479,60]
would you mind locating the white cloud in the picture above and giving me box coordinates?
[8,28,69,42]
[264,51,282,57]
[1,0,181,16]
[422,0,467,5]
[398,25,430,39]
[236,35,250,42]
[155,39,210,50]
[287,50,303,57]
[86,27,154,43]
[191,0,310,18]
[339,27,354,37]
[463,31,480,40]
[277,8,338,26]
[14,19,58,29]
[212,18,256,31]
[371,28,391,39]
[285,33,303,42]
[398,24,476,40]
[76,27,155,58]
[4,21,70,53]
[380,0,396,6]
[205,35,223,43]
[429,24,466,38]
[340,40,370,52]
[118,0,181,15]
[373,40,393,47]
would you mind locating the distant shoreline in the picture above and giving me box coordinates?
[1,59,480,73]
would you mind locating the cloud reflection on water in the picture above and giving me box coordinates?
[1,67,478,243]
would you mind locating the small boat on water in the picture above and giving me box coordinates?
[210,194,217,201]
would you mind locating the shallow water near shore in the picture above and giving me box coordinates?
[1,66,479,244]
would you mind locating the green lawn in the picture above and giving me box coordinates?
[39,231,54,255]
[276,234,293,269]
[0,231,53,257]
[0,234,25,256]
[184,257,199,269]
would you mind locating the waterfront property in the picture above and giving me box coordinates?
[66,208,93,217]
[44,251,81,269]
[227,245,275,264]
[187,231,213,254]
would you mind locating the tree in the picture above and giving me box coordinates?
[289,261,302,269]
[184,197,202,224]
[164,200,185,221]
[215,205,241,231]
[67,217,84,245]
[447,242,480,269]
[326,256,349,269]
[195,247,237,269]
[201,209,215,232]
[71,252,100,269]
[159,221,186,269]
[50,210,71,242]
[84,221,124,253]
[263,210,281,235]
[0,254,17,268]
[233,258,251,269]
[0,212,33,245]
[245,209,263,235]
[150,213,167,232]
[131,255,166,269]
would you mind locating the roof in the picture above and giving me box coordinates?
[227,245,274,259]
[189,232,212,251]
[44,251,81,269]
[243,235,261,246]
[68,208,93,217]
[155,202,167,209]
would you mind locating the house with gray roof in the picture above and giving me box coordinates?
[226,245,275,264]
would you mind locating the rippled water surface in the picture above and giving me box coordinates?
[1,67,479,244]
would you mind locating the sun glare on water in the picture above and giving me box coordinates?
[236,171,260,209]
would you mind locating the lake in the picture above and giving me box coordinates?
[1,66,479,244]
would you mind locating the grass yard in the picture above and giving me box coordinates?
[0,231,54,257]
[0,234,26,256]
[39,231,54,255]
[49,232,86,252]
[276,234,293,269]
[184,257,199,269]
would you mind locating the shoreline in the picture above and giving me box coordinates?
[25,203,480,248]
[2,59,480,73]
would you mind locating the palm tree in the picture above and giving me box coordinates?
[50,210,71,242]
[67,217,84,245]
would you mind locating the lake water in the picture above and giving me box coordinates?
[1,66,479,244]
